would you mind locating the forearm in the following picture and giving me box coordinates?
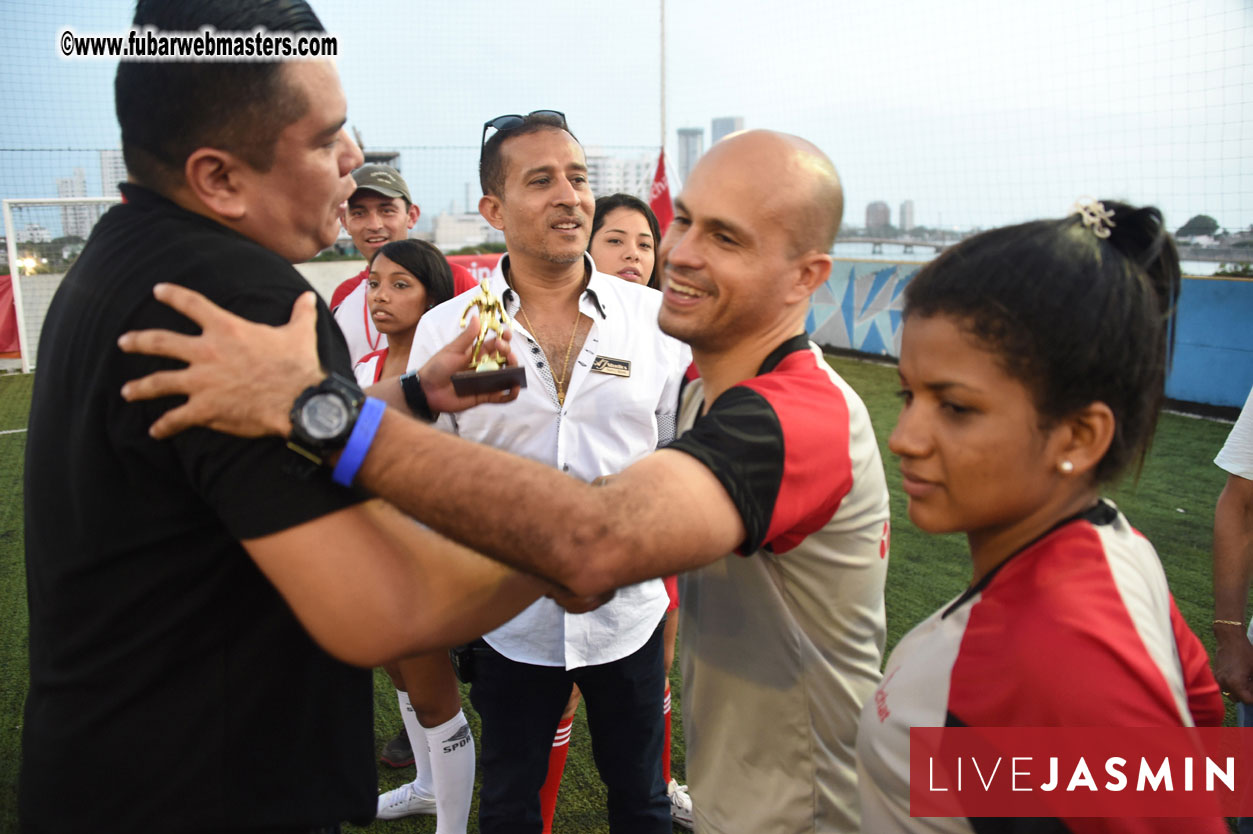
[1213,475,1253,623]
[365,377,407,414]
[244,498,550,666]
[355,409,630,594]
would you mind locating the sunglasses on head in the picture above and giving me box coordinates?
[480,110,568,158]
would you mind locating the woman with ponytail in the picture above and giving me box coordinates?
[855,201,1225,833]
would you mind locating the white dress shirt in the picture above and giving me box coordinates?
[409,253,690,669]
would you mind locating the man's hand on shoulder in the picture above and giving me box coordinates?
[118,283,323,439]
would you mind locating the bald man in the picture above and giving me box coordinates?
[118,130,891,834]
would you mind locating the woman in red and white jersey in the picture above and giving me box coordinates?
[352,239,470,829]
[856,201,1225,833]
[353,239,454,386]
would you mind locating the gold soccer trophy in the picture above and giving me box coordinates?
[451,279,528,395]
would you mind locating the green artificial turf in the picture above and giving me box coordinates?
[0,359,1239,832]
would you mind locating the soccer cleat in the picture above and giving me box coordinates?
[376,782,438,820]
[668,778,694,830]
[379,728,415,768]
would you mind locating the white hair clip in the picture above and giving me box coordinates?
[1071,198,1116,239]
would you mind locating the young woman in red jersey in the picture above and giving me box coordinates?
[856,200,1225,833]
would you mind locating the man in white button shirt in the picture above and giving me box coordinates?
[407,111,686,834]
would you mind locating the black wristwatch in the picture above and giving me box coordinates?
[399,369,437,423]
[287,372,366,465]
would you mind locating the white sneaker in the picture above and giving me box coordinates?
[376,782,438,820]
[668,778,694,830]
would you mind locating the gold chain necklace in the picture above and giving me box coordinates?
[519,306,581,406]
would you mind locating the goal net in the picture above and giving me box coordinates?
[3,197,119,373]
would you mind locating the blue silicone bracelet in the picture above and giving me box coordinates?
[332,396,385,487]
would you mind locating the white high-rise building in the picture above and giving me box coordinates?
[865,201,890,232]
[899,200,915,233]
[584,149,655,200]
[432,212,502,252]
[56,168,95,239]
[711,116,744,145]
[100,150,127,196]
[677,127,704,184]
[18,224,52,244]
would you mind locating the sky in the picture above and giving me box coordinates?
[1,0,1249,236]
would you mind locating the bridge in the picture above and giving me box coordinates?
[836,236,949,254]
[1176,245,1252,264]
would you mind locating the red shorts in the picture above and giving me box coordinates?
[663,574,679,612]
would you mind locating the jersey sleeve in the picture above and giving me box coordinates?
[666,371,853,555]
[1171,597,1224,727]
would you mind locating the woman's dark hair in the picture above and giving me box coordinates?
[590,194,663,289]
[902,200,1181,483]
[370,239,455,310]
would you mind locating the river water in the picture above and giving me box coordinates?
[831,242,1222,277]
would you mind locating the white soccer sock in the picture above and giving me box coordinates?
[397,689,435,797]
[422,709,475,834]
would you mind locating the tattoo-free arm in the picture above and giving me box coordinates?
[242,498,550,667]
[1213,473,1253,702]
[351,412,746,596]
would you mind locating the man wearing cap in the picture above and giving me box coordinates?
[332,164,475,366]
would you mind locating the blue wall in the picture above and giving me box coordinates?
[807,259,1253,409]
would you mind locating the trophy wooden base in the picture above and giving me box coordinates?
[451,365,528,396]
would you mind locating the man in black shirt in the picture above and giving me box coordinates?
[21,1,547,832]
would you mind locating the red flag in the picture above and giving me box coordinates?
[648,149,674,235]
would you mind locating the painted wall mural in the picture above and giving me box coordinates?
[806,259,1253,410]
[807,260,921,358]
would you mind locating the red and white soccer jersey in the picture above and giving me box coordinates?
[668,334,890,834]
[352,347,388,388]
[856,500,1225,834]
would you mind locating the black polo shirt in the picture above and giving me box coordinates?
[21,184,374,832]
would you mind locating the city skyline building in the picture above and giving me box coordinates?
[584,149,655,200]
[55,168,95,239]
[99,150,127,197]
[899,199,915,232]
[865,200,890,231]
[677,127,704,184]
[17,223,52,244]
[431,211,503,252]
[362,150,401,170]
[710,116,744,145]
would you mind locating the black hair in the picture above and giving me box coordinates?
[479,113,577,198]
[370,239,455,310]
[902,200,1180,483]
[589,193,663,289]
[115,0,325,194]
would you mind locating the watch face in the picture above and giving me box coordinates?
[300,393,351,441]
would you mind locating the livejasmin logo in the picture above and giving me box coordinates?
[925,753,1234,794]
[909,727,1253,818]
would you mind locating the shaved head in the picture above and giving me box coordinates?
[701,130,843,256]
